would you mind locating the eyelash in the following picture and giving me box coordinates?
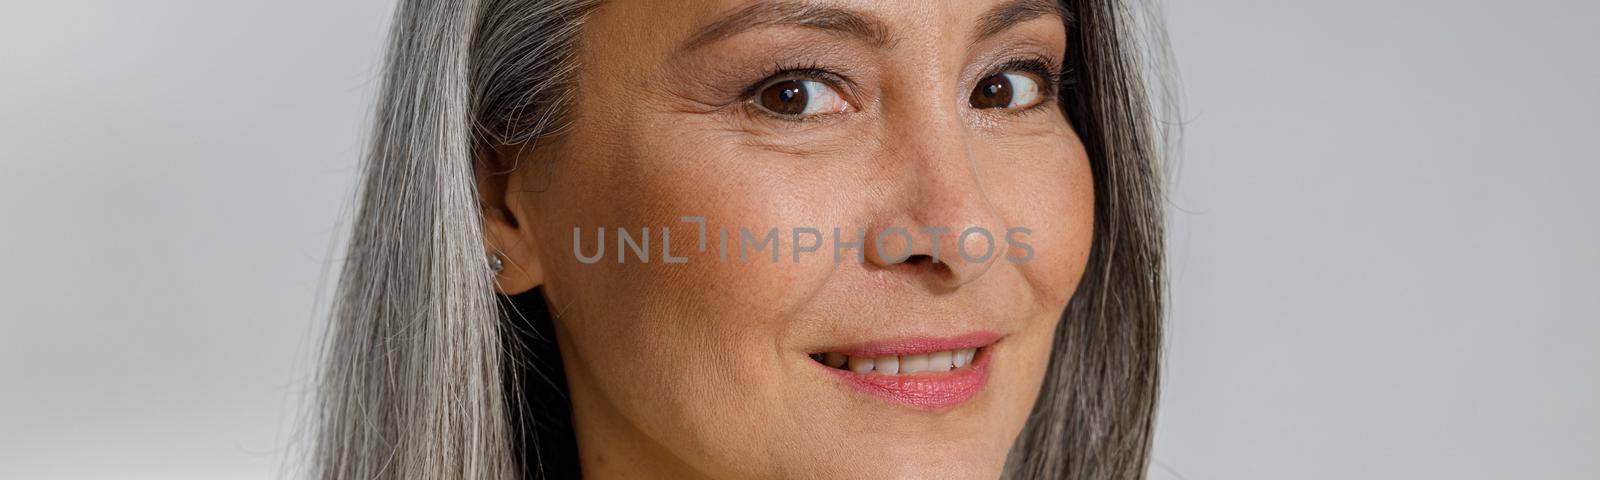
[989,57,1065,99]
[741,62,853,99]
[738,56,1067,120]
[980,57,1066,117]
[732,62,855,122]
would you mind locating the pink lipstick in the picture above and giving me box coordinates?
[811,332,999,410]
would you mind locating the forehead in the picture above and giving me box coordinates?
[591,0,1067,49]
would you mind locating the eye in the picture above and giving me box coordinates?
[970,72,1046,110]
[752,78,854,119]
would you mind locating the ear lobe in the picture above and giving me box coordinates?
[477,145,545,296]
[483,209,544,295]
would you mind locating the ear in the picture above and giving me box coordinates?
[477,142,545,296]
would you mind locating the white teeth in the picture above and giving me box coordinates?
[848,355,875,374]
[954,348,975,367]
[928,351,953,372]
[874,356,899,375]
[900,354,929,373]
[824,352,847,368]
[816,348,981,375]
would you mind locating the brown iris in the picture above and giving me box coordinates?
[759,80,809,116]
[970,74,1014,109]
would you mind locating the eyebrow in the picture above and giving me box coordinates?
[974,0,1072,42]
[682,2,891,51]
[682,0,1070,52]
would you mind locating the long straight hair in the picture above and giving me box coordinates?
[313,0,1174,478]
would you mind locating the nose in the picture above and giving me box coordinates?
[862,105,1009,291]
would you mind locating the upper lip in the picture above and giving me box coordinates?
[811,331,1001,357]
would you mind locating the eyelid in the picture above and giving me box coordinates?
[742,67,856,103]
[742,67,859,121]
[986,57,1062,93]
[972,56,1064,114]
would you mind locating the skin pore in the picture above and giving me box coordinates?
[478,0,1095,478]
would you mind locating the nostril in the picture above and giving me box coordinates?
[895,254,954,278]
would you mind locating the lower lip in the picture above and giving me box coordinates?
[825,350,992,410]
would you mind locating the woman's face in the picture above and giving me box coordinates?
[486,0,1094,477]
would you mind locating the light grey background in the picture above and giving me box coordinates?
[1,1,1594,479]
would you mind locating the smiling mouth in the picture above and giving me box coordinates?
[809,348,982,375]
[808,332,998,409]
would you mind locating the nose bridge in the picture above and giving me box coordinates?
[904,117,994,234]
[865,97,1009,287]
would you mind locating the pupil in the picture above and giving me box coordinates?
[972,75,1013,109]
[762,80,809,115]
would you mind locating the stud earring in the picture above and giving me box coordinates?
[488,253,504,274]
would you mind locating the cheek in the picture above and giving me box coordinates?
[981,128,1096,310]
[526,113,848,473]
[973,127,1096,442]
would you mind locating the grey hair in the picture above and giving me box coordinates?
[312,0,595,478]
[1004,0,1174,478]
[313,0,1173,479]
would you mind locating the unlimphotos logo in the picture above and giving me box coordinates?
[573,216,1034,265]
